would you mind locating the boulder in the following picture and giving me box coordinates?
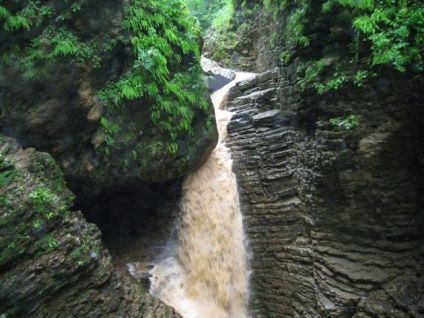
[0,0,218,200]
[0,134,179,317]
[201,56,236,92]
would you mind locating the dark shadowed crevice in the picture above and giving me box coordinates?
[73,179,183,274]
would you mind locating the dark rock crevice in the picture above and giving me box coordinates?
[76,179,182,278]
[77,180,182,239]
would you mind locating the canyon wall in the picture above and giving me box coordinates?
[0,134,181,317]
[225,57,424,317]
[218,1,424,316]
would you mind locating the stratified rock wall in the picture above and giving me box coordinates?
[225,66,424,317]
[0,135,179,317]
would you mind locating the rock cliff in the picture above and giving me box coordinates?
[0,134,181,317]
[214,1,424,316]
[0,1,215,316]
[0,0,218,201]
[225,50,424,318]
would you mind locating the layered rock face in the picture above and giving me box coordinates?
[225,66,424,317]
[0,135,181,317]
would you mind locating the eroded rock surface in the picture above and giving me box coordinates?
[225,67,424,317]
[201,56,236,92]
[0,135,179,317]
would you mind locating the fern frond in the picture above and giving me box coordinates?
[0,6,10,20]
[121,83,141,100]
[4,15,31,32]
[52,39,78,56]
[353,15,377,34]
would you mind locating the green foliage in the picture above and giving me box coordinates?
[69,245,90,267]
[100,117,120,156]
[98,0,208,154]
[353,70,369,86]
[263,0,423,91]
[297,59,326,90]
[1,0,209,156]
[167,142,179,154]
[0,1,102,79]
[33,219,45,230]
[29,186,55,207]
[0,3,31,31]
[330,114,360,130]
[29,186,57,219]
[0,167,18,187]
[324,0,424,72]
[0,6,10,19]
[314,72,346,94]
[0,194,11,206]
[211,0,235,31]
[36,234,58,251]
[4,15,31,32]
[183,0,232,33]
[264,0,310,47]
[201,0,256,66]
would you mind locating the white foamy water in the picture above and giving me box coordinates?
[149,72,256,318]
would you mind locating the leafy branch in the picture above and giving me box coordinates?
[330,114,360,130]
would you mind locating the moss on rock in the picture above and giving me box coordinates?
[0,135,179,317]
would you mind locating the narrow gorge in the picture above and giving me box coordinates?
[149,71,255,318]
[1,0,424,317]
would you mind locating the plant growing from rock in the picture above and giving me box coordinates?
[263,0,423,90]
[0,0,210,156]
[330,114,360,130]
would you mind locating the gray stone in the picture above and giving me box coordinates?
[225,61,424,317]
[0,135,179,317]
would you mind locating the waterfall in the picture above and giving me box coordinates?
[149,72,255,318]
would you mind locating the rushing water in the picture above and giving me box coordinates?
[149,72,256,318]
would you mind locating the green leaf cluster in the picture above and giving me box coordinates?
[29,186,57,219]
[100,117,120,156]
[200,0,257,66]
[0,0,101,78]
[263,0,310,47]
[298,60,349,94]
[0,167,18,187]
[323,0,424,72]
[183,0,233,34]
[36,234,58,251]
[330,114,360,130]
[98,0,208,152]
[262,0,423,90]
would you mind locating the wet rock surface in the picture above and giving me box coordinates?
[201,56,237,92]
[225,66,424,317]
[0,135,180,317]
[0,0,218,202]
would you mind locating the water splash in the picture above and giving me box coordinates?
[150,72,256,318]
